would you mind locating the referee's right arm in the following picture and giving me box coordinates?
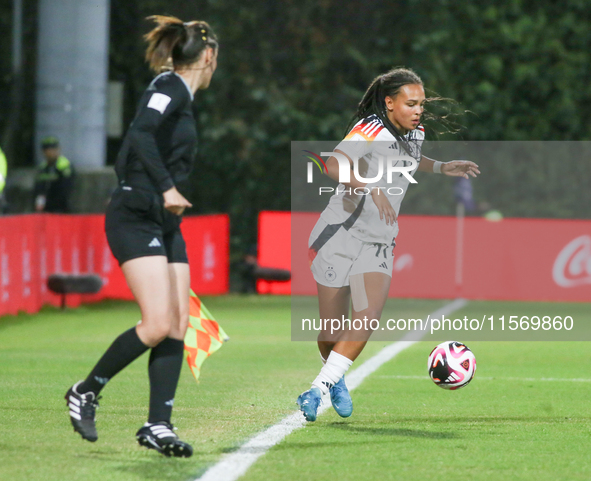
[127,81,185,193]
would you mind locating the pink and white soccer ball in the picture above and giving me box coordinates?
[428,341,476,390]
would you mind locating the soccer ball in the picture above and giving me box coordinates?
[428,341,476,390]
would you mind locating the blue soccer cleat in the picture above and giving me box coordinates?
[297,387,322,422]
[330,376,353,418]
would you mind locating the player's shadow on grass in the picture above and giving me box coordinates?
[389,416,570,424]
[113,456,207,480]
[329,422,457,439]
[75,447,210,480]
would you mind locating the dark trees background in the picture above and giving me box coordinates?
[1,0,591,254]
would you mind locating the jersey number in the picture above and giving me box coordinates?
[374,244,388,259]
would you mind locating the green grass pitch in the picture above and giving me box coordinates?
[0,296,590,481]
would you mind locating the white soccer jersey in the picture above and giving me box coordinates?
[319,114,425,244]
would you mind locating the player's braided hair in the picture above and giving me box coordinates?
[348,68,423,150]
[349,67,464,140]
[144,15,218,74]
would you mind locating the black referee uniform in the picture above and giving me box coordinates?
[107,71,197,265]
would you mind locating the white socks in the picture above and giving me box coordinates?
[312,351,353,395]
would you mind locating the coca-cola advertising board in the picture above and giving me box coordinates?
[259,211,591,302]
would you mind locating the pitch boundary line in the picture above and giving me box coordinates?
[194,298,467,481]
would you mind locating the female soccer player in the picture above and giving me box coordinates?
[297,68,479,421]
[65,16,218,457]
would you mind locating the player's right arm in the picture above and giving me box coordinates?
[324,149,365,190]
[324,149,397,226]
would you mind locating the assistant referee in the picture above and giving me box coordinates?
[65,15,218,457]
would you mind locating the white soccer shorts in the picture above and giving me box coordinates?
[308,218,395,288]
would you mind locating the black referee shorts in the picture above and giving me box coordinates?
[105,186,188,266]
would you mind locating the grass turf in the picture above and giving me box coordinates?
[0,297,589,481]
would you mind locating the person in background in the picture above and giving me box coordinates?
[33,136,74,212]
[0,146,7,214]
[478,201,503,221]
[238,245,259,293]
[454,177,476,213]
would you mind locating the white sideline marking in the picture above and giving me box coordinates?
[377,375,591,383]
[195,299,467,481]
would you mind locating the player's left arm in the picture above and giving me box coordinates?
[418,155,480,179]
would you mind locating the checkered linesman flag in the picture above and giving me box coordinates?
[184,290,229,381]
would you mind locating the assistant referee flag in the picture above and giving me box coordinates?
[184,290,229,381]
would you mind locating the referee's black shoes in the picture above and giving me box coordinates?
[65,381,100,442]
[136,422,193,458]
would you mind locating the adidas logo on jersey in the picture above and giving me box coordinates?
[148,238,161,247]
[379,262,388,269]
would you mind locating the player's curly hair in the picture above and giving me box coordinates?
[144,15,218,74]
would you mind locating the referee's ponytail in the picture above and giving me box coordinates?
[144,15,218,74]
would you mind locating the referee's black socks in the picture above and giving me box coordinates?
[78,327,149,396]
[148,338,185,424]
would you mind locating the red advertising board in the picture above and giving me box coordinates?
[257,211,292,294]
[181,215,230,295]
[258,211,591,302]
[0,213,229,317]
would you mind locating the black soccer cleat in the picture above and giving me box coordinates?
[65,381,100,442]
[136,422,193,458]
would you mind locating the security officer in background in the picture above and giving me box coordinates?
[34,136,74,213]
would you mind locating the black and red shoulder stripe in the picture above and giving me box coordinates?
[344,115,384,141]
